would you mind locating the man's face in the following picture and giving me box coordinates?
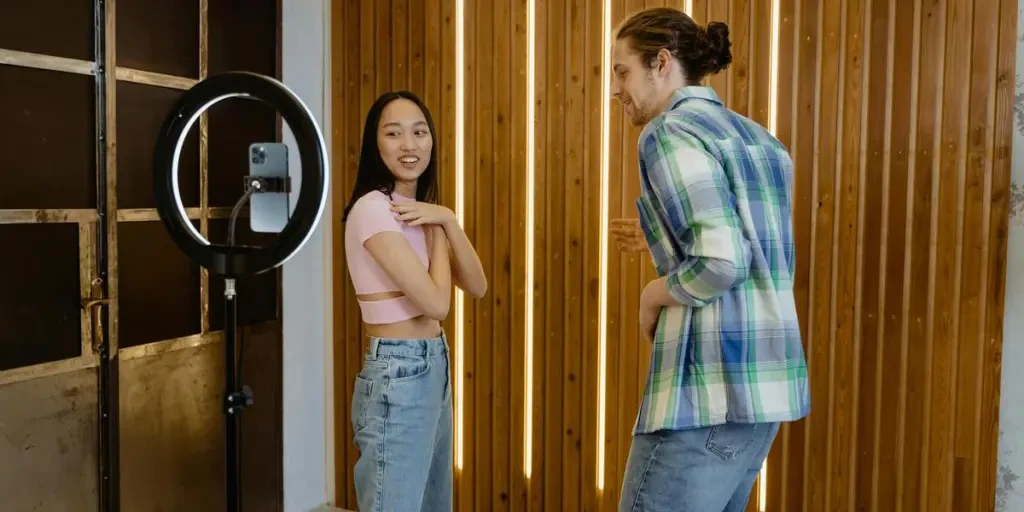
[610,38,676,127]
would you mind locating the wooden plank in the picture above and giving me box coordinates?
[826,0,867,509]
[563,0,587,508]
[749,0,772,129]
[0,48,95,75]
[0,209,99,224]
[903,0,942,508]
[199,0,209,335]
[409,0,425,96]
[471,0,495,506]
[542,0,567,508]
[791,0,821,509]
[460,0,478,509]
[978,1,1016,509]
[802,0,841,510]
[0,354,99,387]
[768,0,800,506]
[581,0,605,510]
[854,0,892,509]
[954,0,999,509]
[925,0,972,508]
[705,0,729,94]
[876,1,915,509]
[115,67,197,90]
[376,0,393,93]
[440,6,460,505]
[115,208,202,222]
[490,0,513,509]
[392,0,409,88]
[528,0,548,509]
[106,0,120,352]
[727,0,750,115]
[602,0,627,507]
[509,0,530,507]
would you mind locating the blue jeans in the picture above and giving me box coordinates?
[619,422,780,512]
[351,335,453,512]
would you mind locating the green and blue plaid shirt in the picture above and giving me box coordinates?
[633,86,810,434]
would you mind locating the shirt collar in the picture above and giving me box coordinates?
[663,85,722,113]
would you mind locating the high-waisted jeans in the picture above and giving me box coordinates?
[351,334,452,512]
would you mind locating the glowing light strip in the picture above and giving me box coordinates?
[596,0,612,492]
[759,1,781,510]
[454,0,466,470]
[524,0,537,480]
[685,0,693,16]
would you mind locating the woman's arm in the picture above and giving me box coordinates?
[390,200,487,298]
[364,231,451,321]
[442,218,487,298]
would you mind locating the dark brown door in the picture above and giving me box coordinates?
[1,1,284,510]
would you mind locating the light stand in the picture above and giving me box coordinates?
[152,72,328,512]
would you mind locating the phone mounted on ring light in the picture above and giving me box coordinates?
[152,71,328,512]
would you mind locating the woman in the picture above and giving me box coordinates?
[342,90,486,511]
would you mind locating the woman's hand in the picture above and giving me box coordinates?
[610,218,648,253]
[391,201,456,226]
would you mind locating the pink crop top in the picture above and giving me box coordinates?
[344,190,430,324]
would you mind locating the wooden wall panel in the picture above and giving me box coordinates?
[329,0,458,507]
[763,1,1016,512]
[330,0,1017,511]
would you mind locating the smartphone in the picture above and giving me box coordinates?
[248,142,290,233]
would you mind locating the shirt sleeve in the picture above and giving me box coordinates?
[349,192,404,245]
[639,120,751,307]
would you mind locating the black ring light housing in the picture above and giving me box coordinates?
[152,71,329,512]
[153,71,329,278]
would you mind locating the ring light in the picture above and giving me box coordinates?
[152,71,329,512]
[153,71,329,277]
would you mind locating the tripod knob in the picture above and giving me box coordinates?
[225,385,255,414]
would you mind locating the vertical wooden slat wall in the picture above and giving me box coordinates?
[329,0,1017,511]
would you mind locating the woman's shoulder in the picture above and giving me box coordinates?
[349,190,391,217]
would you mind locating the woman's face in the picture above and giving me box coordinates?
[377,98,433,183]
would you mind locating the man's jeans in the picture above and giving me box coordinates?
[351,335,453,512]
[619,422,780,512]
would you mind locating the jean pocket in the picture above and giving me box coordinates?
[705,423,761,461]
[350,376,374,434]
[387,353,431,383]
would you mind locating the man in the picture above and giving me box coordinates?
[607,7,811,512]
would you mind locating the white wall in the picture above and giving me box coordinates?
[281,0,334,510]
[995,2,1024,510]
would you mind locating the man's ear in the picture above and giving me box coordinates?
[656,48,673,76]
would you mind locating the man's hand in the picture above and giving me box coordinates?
[610,218,648,253]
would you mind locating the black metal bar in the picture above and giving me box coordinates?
[94,1,118,511]
[224,279,245,512]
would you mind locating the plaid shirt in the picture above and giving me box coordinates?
[632,86,810,434]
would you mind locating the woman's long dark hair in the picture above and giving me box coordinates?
[341,91,440,222]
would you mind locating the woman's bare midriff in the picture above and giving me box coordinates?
[358,291,443,340]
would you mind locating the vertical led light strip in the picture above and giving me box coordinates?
[595,0,612,493]
[523,0,537,480]
[760,0,781,510]
[685,0,693,16]
[454,0,466,470]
